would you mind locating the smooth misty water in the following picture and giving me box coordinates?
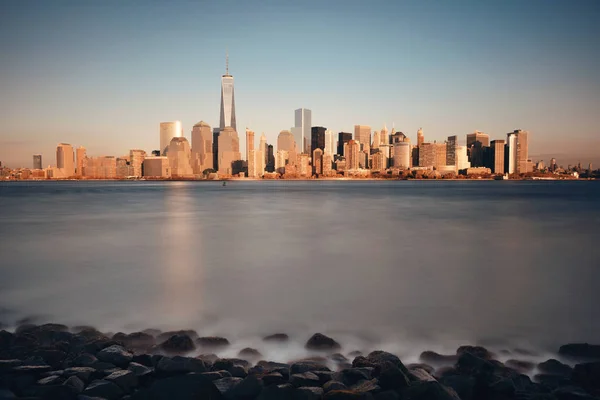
[0,180,599,363]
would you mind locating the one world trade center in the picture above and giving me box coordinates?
[219,54,236,131]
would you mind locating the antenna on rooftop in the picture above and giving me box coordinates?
[226,50,229,75]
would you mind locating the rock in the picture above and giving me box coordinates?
[533,374,572,390]
[63,367,97,382]
[456,345,494,360]
[156,329,199,342]
[37,375,65,385]
[375,361,410,391]
[330,353,349,363]
[323,381,348,393]
[90,360,118,372]
[559,343,600,361]
[305,333,341,351]
[12,364,53,374]
[141,373,222,400]
[572,361,600,393]
[290,372,321,388]
[0,389,16,399]
[96,345,133,367]
[409,367,437,382]
[538,359,573,377]
[132,354,154,367]
[505,359,536,374]
[401,381,461,400]
[0,359,23,373]
[348,351,362,357]
[313,370,335,385]
[224,375,262,399]
[290,361,331,374]
[263,333,289,342]
[0,330,14,351]
[552,385,598,400]
[63,375,85,393]
[294,386,324,400]
[202,371,227,381]
[257,383,295,400]
[438,375,475,400]
[238,348,262,359]
[419,351,458,365]
[105,370,138,393]
[262,372,286,386]
[257,360,290,372]
[213,377,243,395]
[113,332,155,350]
[72,353,98,367]
[156,356,207,374]
[197,353,220,366]
[159,334,196,354]
[336,368,371,386]
[196,336,230,349]
[373,391,400,400]
[128,362,153,377]
[351,379,380,395]
[323,390,371,399]
[82,380,124,400]
[229,364,248,378]
[407,363,434,374]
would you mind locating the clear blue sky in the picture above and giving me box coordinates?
[1,0,599,168]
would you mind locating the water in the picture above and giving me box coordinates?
[0,180,598,364]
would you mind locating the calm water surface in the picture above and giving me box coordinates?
[0,181,598,362]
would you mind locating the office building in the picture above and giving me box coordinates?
[311,126,326,155]
[380,125,389,147]
[446,136,457,166]
[275,150,288,173]
[419,143,447,169]
[217,127,241,176]
[354,125,371,153]
[372,130,380,151]
[298,153,310,176]
[167,137,194,177]
[338,132,352,155]
[266,144,275,172]
[191,121,214,174]
[372,152,385,171]
[129,150,146,177]
[277,130,297,165]
[75,146,86,177]
[85,156,117,179]
[324,129,335,156]
[506,129,530,174]
[33,154,42,170]
[248,149,257,178]
[143,156,171,178]
[466,130,490,167]
[345,140,360,170]
[323,153,333,175]
[393,141,411,169]
[259,133,267,165]
[56,143,75,178]
[293,108,311,154]
[160,121,183,156]
[116,157,130,178]
[313,148,323,175]
[456,146,470,171]
[245,128,255,162]
[489,140,505,174]
[219,54,236,131]
[417,128,424,147]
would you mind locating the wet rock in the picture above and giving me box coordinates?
[263,333,289,342]
[336,368,371,386]
[373,390,400,400]
[538,359,573,377]
[63,375,85,393]
[37,375,65,385]
[262,372,286,386]
[506,359,536,374]
[365,351,408,375]
[159,334,196,354]
[202,371,227,381]
[197,353,220,366]
[438,375,475,400]
[330,353,349,363]
[409,367,437,382]
[229,364,248,378]
[559,343,600,361]
[419,351,458,365]
[323,390,371,399]
[375,361,410,391]
[323,381,348,393]
[456,345,494,360]
[128,362,153,378]
[140,373,222,400]
[0,330,14,351]
[63,367,97,382]
[313,370,335,385]
[156,329,199,342]
[72,353,98,367]
[407,363,434,374]
[196,336,230,349]
[12,364,53,374]
[290,372,321,388]
[238,347,262,359]
[257,360,290,372]
[113,332,155,350]
[82,379,124,400]
[96,345,133,367]
[257,383,295,400]
[90,360,118,372]
[401,381,461,400]
[0,360,22,373]
[533,374,572,390]
[552,385,597,400]
[295,386,324,400]
[226,375,263,399]
[32,348,66,369]
[132,353,153,367]
[214,377,243,395]
[156,356,207,374]
[572,361,600,394]
[0,389,16,399]
[105,369,138,393]
[305,333,341,351]
[290,361,331,374]
[351,379,380,395]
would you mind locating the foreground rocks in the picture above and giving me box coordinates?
[1,324,599,399]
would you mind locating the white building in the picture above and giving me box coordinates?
[160,121,182,156]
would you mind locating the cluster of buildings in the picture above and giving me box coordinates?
[1,57,594,181]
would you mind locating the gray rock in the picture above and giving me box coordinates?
[290,361,331,374]
[506,359,536,374]
[63,375,85,393]
[294,386,324,400]
[238,348,262,359]
[456,345,495,360]
[37,375,65,385]
[438,375,475,400]
[409,367,437,382]
[105,369,138,393]
[159,334,196,354]
[213,377,243,395]
[127,362,153,377]
[351,379,380,395]
[156,329,199,342]
[156,356,207,374]
[196,336,230,349]
[323,381,347,393]
[263,333,289,342]
[305,333,341,351]
[262,372,286,386]
[82,379,124,400]
[290,372,321,388]
[202,371,226,381]
[141,373,222,400]
[224,375,262,400]
[96,345,133,367]
[64,367,97,382]
[72,353,98,367]
[538,359,573,377]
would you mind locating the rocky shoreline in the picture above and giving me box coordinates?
[1,324,599,399]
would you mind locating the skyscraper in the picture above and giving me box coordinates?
[338,132,352,156]
[446,136,457,167]
[259,133,268,165]
[324,129,335,156]
[167,137,194,177]
[380,125,389,147]
[354,125,371,153]
[490,140,506,174]
[76,146,87,177]
[292,108,312,154]
[191,121,214,173]
[160,121,183,156]
[466,130,490,167]
[277,130,296,165]
[56,143,75,178]
[217,127,241,175]
[246,128,255,162]
[33,154,42,170]
[219,54,236,131]
[313,148,323,175]
[130,149,146,177]
[417,128,424,147]
[311,126,326,155]
[506,129,530,174]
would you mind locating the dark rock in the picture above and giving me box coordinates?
[0,389,16,399]
[409,367,437,382]
[539,359,574,377]
[24,383,78,400]
[294,386,324,400]
[128,362,153,377]
[263,333,289,342]
[37,375,65,385]
[330,353,349,363]
[305,333,341,351]
[401,381,461,399]
[506,359,536,373]
[225,375,262,400]
[218,358,251,368]
[12,364,53,374]
[313,370,335,385]
[63,367,97,382]
[323,390,372,399]
[419,351,458,365]
[257,383,295,400]
[455,352,494,375]
[290,361,331,374]
[336,368,371,386]
[262,372,286,386]
[257,360,289,373]
[534,373,573,390]
[323,381,348,393]
[197,353,220,366]
[347,351,362,357]
[552,385,598,400]
[105,369,138,393]
[229,364,248,378]
[351,379,380,395]
[290,372,321,388]
[82,379,124,400]
[96,345,133,367]
[373,390,400,400]
[0,330,14,350]
[113,332,155,350]
[197,336,230,349]
[132,354,154,367]
[559,343,600,361]
[439,375,475,400]
[159,334,196,354]
[375,361,410,391]
[238,347,262,359]
[72,353,98,367]
[140,373,222,400]
[407,363,434,374]
[202,371,227,381]
[214,377,243,395]
[0,360,23,373]
[156,356,207,374]
[513,348,539,357]
[156,329,199,342]
[32,348,66,369]
[572,361,600,393]
[456,345,494,360]
[63,375,85,393]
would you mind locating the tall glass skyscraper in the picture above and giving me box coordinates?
[219,55,236,131]
[293,108,311,154]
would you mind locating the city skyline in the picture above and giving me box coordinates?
[1,1,599,168]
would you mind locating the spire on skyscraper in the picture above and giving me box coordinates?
[226,51,229,76]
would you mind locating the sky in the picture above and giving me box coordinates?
[1,0,599,168]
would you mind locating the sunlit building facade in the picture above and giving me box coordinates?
[217,127,241,176]
[56,143,75,178]
[160,121,183,156]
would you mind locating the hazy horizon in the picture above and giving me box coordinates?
[1,0,599,168]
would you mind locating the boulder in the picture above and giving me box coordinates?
[156,356,207,374]
[375,361,410,391]
[351,379,381,395]
[330,353,349,363]
[323,381,348,393]
[336,368,372,386]
[347,351,362,357]
[407,363,434,374]
[229,364,248,378]
[323,390,372,399]
[132,354,154,367]
[256,383,295,400]
[538,359,573,377]
[159,334,196,354]
[37,375,65,386]
[373,390,400,400]
[559,343,600,361]
[213,377,243,395]
[128,362,154,378]
[238,347,262,359]
[409,367,437,382]
[261,372,286,386]
[290,372,321,388]
[203,371,227,381]
[305,333,341,351]
[290,361,331,375]
[82,379,124,400]
[419,351,458,365]
[313,370,335,385]
[295,386,324,400]
[96,345,133,367]
[456,345,494,360]
[438,375,476,400]
[223,375,262,399]
[505,359,536,374]
[262,333,289,342]
[63,367,97,382]
[113,332,155,350]
[63,375,85,393]
[0,330,14,351]
[105,369,138,393]
[572,361,600,393]
[256,360,290,372]
[365,351,408,375]
[197,353,220,366]
[72,353,98,368]
[141,373,223,400]
[196,336,230,349]
[156,329,199,342]
[401,381,461,400]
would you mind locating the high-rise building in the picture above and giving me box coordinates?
[245,128,255,162]
[417,128,424,147]
[345,140,360,170]
[275,150,289,174]
[143,156,171,178]
[191,121,213,174]
[490,140,505,174]
[277,130,296,165]
[212,127,220,172]
[219,54,236,131]
[323,153,333,175]
[324,129,335,156]
[56,143,75,178]
[466,130,490,167]
[311,126,326,155]
[85,156,116,179]
[129,150,146,177]
[446,136,457,166]
[354,125,371,153]
[75,146,87,177]
[293,108,312,154]
[116,157,130,178]
[338,132,352,156]
[380,125,389,147]
[393,142,411,169]
[160,121,183,156]
[167,137,194,177]
[217,127,241,176]
[550,158,557,172]
[33,154,42,170]
[248,149,257,178]
[259,133,268,165]
[298,153,310,176]
[456,146,470,171]
[419,143,447,169]
[372,131,380,151]
[313,148,323,175]
[266,144,275,172]
[506,129,529,174]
